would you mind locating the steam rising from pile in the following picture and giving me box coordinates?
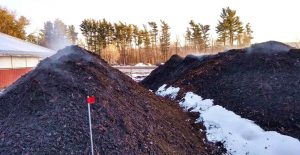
[246,41,294,53]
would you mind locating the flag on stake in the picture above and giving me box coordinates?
[87,96,95,104]
[87,95,95,155]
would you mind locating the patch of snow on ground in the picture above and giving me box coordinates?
[181,92,300,155]
[179,92,213,112]
[155,84,180,100]
[156,85,300,155]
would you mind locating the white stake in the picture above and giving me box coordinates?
[88,103,94,155]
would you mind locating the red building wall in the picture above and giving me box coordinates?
[0,68,32,89]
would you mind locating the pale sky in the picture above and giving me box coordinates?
[2,0,300,43]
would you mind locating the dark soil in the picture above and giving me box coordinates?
[0,46,222,154]
[141,46,300,140]
[141,54,208,91]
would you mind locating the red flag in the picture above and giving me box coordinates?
[87,96,95,104]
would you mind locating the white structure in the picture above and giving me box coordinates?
[0,32,56,88]
[0,32,55,68]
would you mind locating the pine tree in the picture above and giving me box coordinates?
[160,20,170,61]
[125,24,133,63]
[132,25,144,62]
[216,20,228,46]
[189,20,202,51]
[142,25,151,63]
[216,7,242,46]
[80,19,92,50]
[67,25,78,44]
[148,21,158,62]
[125,24,133,49]
[235,21,244,46]
[137,29,144,62]
[106,22,114,45]
[243,23,253,45]
[114,22,127,64]
[185,28,192,49]
[200,24,210,51]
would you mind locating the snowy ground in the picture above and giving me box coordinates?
[156,84,300,155]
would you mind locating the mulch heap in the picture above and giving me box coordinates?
[0,46,222,154]
[141,41,300,140]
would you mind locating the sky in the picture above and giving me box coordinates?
[1,0,300,43]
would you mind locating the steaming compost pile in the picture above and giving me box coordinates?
[141,41,300,140]
[141,54,207,91]
[0,46,221,154]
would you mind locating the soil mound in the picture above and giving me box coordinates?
[141,54,207,91]
[142,42,300,139]
[0,46,220,154]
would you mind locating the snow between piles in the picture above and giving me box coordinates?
[156,85,300,155]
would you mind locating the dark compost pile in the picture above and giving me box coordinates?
[0,46,221,154]
[141,41,300,140]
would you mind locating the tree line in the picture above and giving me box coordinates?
[80,19,171,64]
[0,6,253,65]
[79,7,253,64]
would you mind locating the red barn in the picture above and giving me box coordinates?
[0,32,56,89]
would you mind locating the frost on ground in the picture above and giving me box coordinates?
[156,84,300,155]
[155,84,180,100]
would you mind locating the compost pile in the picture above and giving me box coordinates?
[141,41,300,140]
[0,46,221,154]
[141,54,207,91]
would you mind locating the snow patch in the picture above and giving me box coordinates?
[180,92,300,155]
[155,84,180,99]
[155,84,300,155]
[179,92,213,112]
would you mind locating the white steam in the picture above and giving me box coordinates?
[246,41,294,53]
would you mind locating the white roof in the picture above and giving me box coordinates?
[0,32,56,58]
